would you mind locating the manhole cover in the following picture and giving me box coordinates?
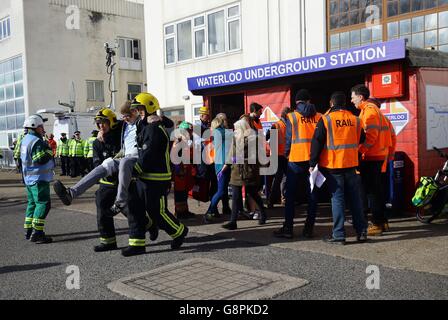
[108,258,308,300]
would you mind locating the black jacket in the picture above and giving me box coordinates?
[136,118,171,181]
[93,121,124,185]
[309,107,365,173]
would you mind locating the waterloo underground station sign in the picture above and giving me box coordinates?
[188,40,406,91]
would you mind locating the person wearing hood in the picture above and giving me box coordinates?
[274,89,322,239]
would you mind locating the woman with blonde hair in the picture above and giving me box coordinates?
[222,116,267,230]
[204,113,232,221]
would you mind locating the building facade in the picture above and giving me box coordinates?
[0,0,146,147]
[145,0,326,124]
[328,0,448,52]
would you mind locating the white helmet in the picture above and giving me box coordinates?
[23,115,44,129]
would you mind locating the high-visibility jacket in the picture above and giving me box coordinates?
[381,116,397,173]
[288,111,322,162]
[20,134,55,186]
[57,139,70,157]
[272,119,287,157]
[69,139,85,157]
[47,138,57,157]
[13,133,26,160]
[84,136,97,158]
[319,110,361,169]
[358,101,390,161]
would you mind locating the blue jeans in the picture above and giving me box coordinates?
[284,162,318,229]
[207,168,231,214]
[325,169,367,240]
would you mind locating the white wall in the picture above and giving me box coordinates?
[0,0,27,146]
[145,0,326,123]
[22,0,146,138]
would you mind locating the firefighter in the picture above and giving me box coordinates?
[351,85,391,236]
[21,115,55,244]
[84,130,98,173]
[54,108,158,253]
[57,133,70,176]
[274,90,322,239]
[131,93,189,257]
[69,131,85,177]
[310,92,368,245]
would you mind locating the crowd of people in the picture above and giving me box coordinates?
[18,84,396,256]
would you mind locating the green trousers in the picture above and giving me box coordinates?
[24,182,51,232]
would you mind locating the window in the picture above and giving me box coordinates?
[388,0,447,16]
[86,81,104,102]
[208,11,225,55]
[118,38,141,60]
[329,0,448,53]
[164,2,241,65]
[386,11,448,49]
[0,56,24,132]
[329,0,383,30]
[127,83,142,101]
[0,16,11,42]
[329,25,383,51]
[177,20,192,61]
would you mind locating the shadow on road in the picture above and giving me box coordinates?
[0,263,63,275]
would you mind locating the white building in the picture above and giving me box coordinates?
[145,0,326,124]
[0,0,146,147]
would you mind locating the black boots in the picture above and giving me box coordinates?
[53,180,73,206]
[171,226,189,250]
[29,231,53,244]
[94,243,118,252]
[273,226,294,239]
[222,221,237,230]
[121,246,146,257]
[25,229,33,240]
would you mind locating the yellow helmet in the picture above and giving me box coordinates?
[95,108,118,129]
[131,92,160,115]
[199,106,209,115]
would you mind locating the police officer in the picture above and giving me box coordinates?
[274,90,322,239]
[351,85,391,236]
[131,93,188,257]
[57,133,70,176]
[69,131,85,177]
[84,130,98,173]
[310,92,368,245]
[21,115,55,244]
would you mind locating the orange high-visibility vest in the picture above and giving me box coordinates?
[319,110,361,169]
[359,101,390,161]
[288,111,322,162]
[273,119,287,157]
[381,116,397,173]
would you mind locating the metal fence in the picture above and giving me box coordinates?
[0,149,16,169]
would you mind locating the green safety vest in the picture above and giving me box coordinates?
[57,139,70,157]
[13,133,25,159]
[84,136,97,158]
[69,139,85,157]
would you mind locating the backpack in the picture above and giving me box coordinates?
[412,177,439,207]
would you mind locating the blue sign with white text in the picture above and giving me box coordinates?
[187,39,406,91]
